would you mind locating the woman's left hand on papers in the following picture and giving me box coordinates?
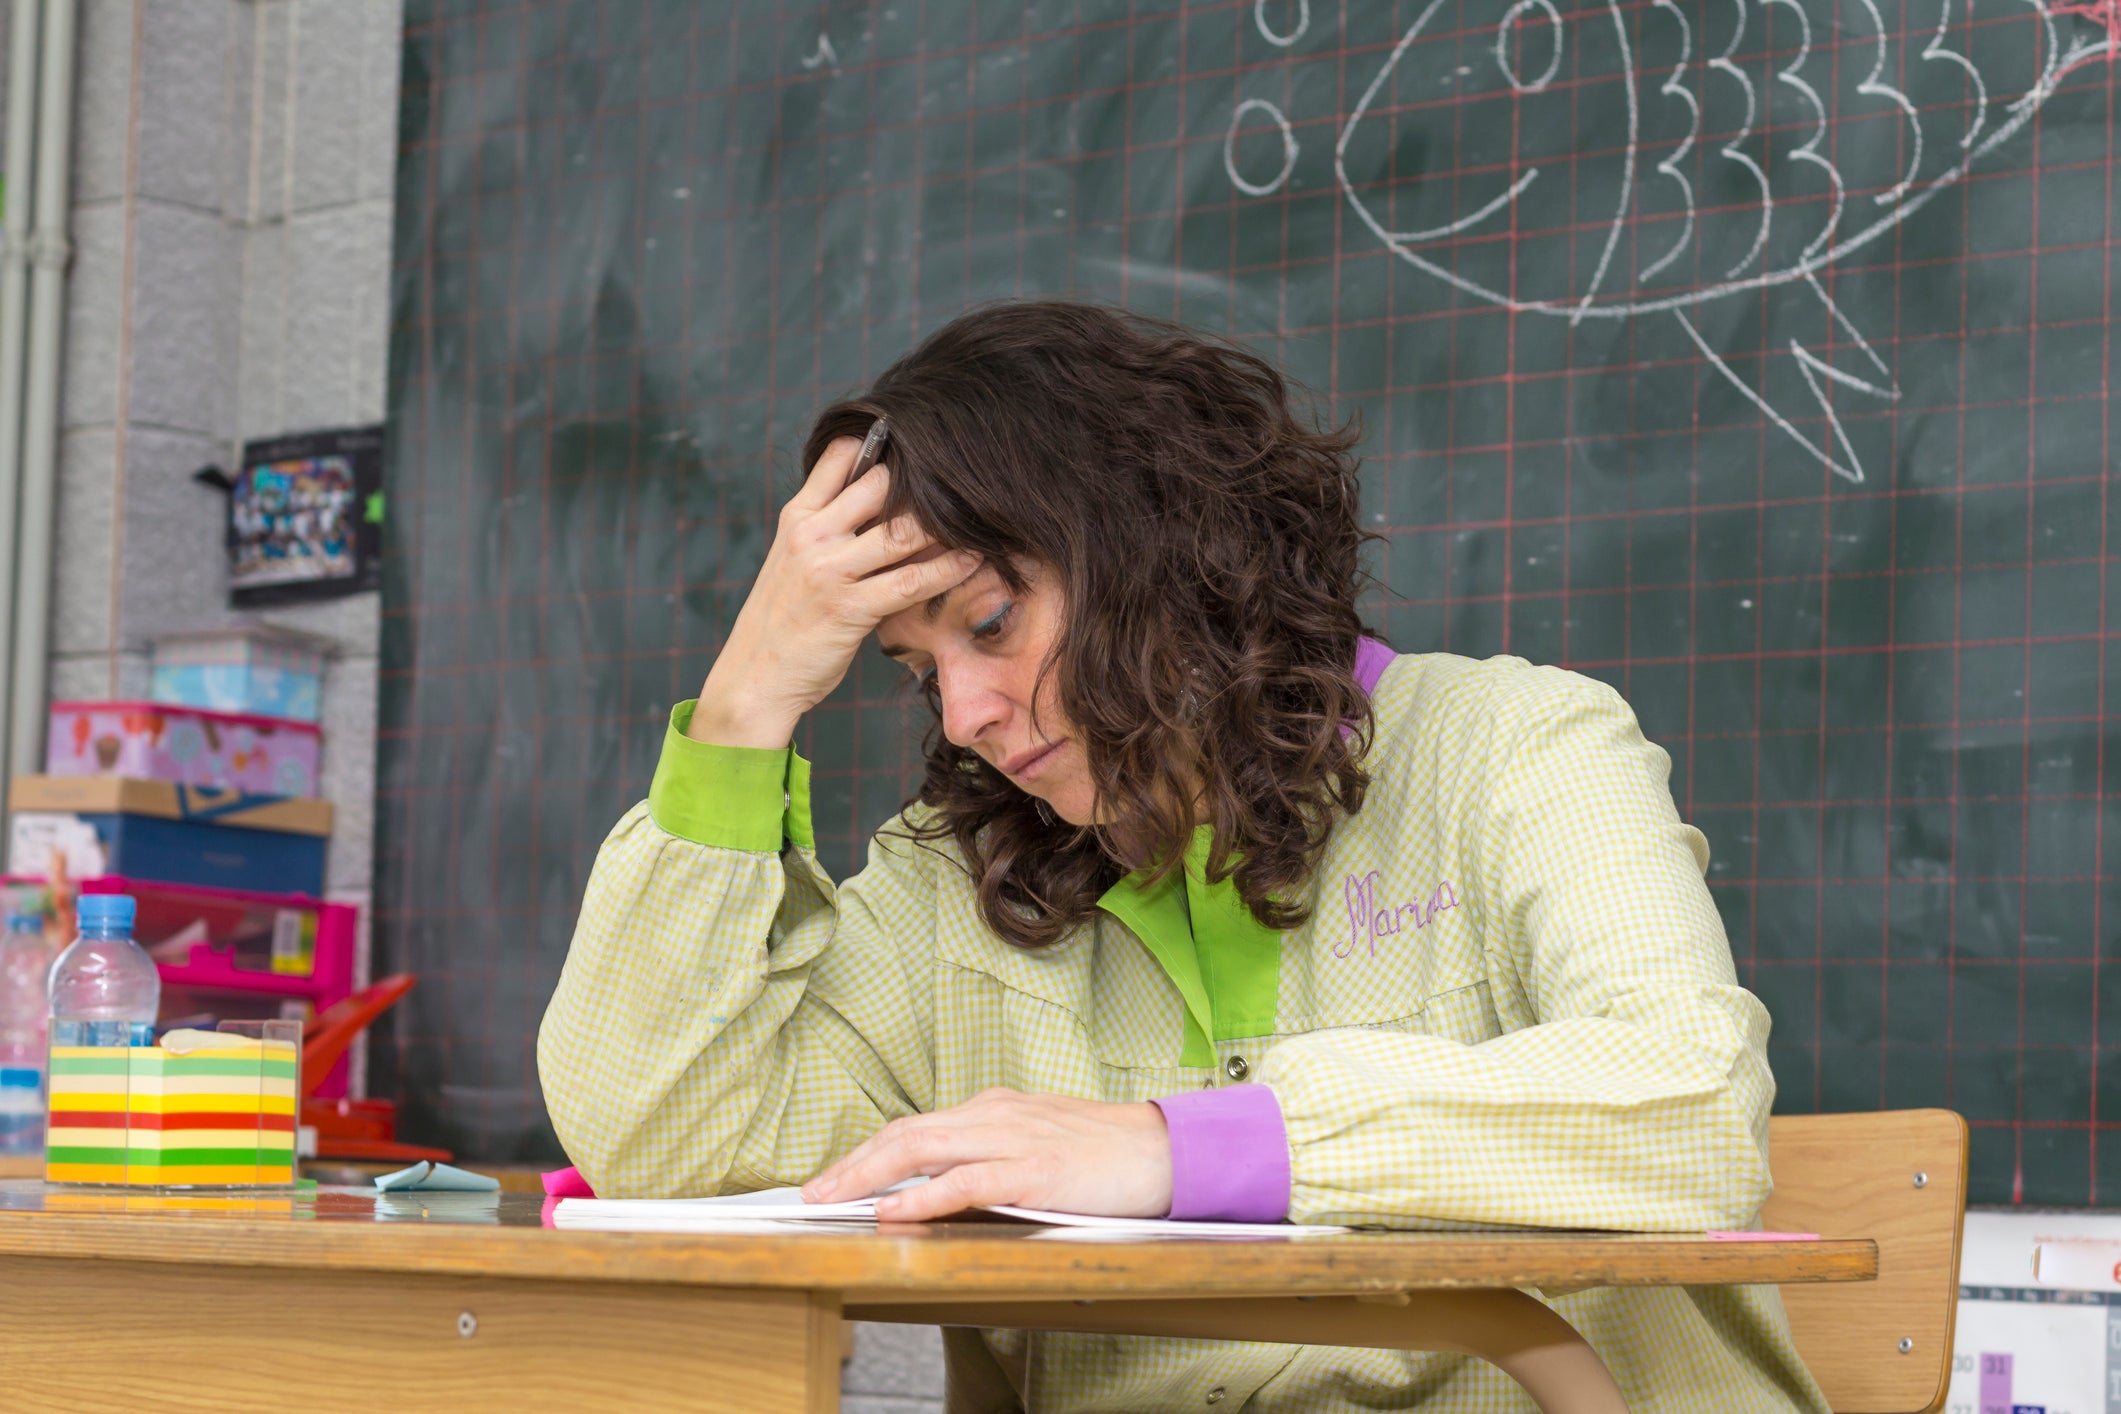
[800,1088,1173,1221]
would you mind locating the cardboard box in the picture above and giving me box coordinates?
[8,776,332,835]
[8,777,331,896]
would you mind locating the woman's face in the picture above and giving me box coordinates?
[875,559,1098,825]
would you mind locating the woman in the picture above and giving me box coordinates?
[539,301,1825,1412]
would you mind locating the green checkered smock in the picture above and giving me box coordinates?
[539,651,1829,1413]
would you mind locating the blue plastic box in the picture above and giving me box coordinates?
[63,812,326,896]
[149,626,333,723]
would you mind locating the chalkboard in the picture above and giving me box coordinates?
[381,0,2121,1196]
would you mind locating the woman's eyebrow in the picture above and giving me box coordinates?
[879,580,978,659]
[922,583,961,623]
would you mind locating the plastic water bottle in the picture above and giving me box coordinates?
[0,905,50,1155]
[47,894,160,1053]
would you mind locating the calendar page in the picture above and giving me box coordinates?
[1949,1211,2121,1414]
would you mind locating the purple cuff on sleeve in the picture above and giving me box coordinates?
[1150,1083,1291,1223]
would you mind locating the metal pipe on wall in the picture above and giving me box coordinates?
[7,0,73,779]
[0,0,47,812]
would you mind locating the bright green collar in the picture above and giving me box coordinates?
[1096,827,1283,1066]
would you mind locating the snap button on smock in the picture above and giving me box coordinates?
[1206,1388,1227,1405]
[1223,1055,1248,1082]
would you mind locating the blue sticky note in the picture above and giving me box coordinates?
[375,1161,501,1193]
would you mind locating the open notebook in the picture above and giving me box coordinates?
[551,1182,1346,1238]
[547,1187,1817,1242]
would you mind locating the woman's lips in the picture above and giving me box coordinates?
[1001,740,1065,780]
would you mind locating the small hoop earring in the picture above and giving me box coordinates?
[1035,799,1055,826]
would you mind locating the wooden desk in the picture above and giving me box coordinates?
[0,1179,1874,1413]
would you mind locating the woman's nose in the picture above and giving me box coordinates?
[936,661,1009,748]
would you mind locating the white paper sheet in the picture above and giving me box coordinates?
[550,1183,1346,1236]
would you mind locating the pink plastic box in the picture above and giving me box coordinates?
[76,875,358,1099]
[1,873,360,1099]
[46,701,321,797]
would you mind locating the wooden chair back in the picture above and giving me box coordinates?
[1762,1109,1968,1414]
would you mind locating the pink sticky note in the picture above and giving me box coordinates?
[542,1164,596,1198]
[1705,1230,1821,1241]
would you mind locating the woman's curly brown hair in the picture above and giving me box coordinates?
[802,301,1376,949]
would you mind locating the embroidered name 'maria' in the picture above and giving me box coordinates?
[1337,871,1460,959]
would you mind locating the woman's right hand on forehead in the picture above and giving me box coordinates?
[687,435,981,750]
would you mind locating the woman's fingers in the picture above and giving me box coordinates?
[849,545,982,622]
[784,437,893,534]
[804,1111,998,1204]
[801,1091,1172,1221]
[692,432,945,749]
[806,459,895,537]
[784,435,865,514]
[782,448,964,617]
[840,511,942,578]
[873,1162,1017,1223]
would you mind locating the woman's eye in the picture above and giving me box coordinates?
[970,602,1014,640]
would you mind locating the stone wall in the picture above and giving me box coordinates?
[52,0,402,1053]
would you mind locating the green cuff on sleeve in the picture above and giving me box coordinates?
[784,750,814,851]
[648,700,814,853]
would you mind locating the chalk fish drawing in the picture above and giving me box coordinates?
[1314,0,2119,482]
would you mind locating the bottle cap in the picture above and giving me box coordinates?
[76,894,136,929]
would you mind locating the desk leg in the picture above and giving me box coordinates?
[848,1290,1629,1414]
[0,1255,843,1413]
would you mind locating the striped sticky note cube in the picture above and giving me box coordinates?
[45,1038,299,1188]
